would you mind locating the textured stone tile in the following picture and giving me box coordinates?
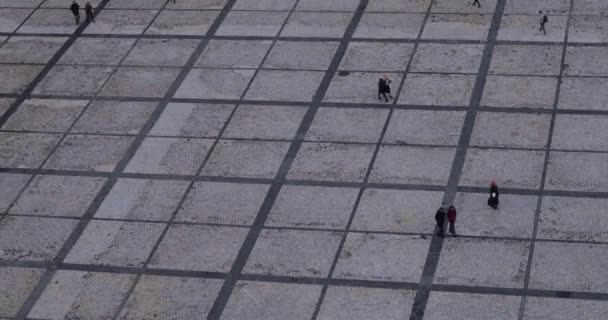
[118,276,223,320]
[505,0,570,15]
[436,238,529,288]
[72,101,156,135]
[545,151,608,192]
[0,64,43,94]
[0,8,32,32]
[411,43,484,73]
[0,173,30,212]
[84,10,158,34]
[354,13,424,39]
[325,72,402,104]
[539,197,608,242]
[245,70,324,101]
[352,189,444,233]
[244,229,342,277]
[217,11,288,36]
[222,281,321,320]
[11,175,105,217]
[306,107,389,143]
[398,74,476,106]
[340,42,415,71]
[565,46,608,76]
[34,65,114,96]
[28,271,136,320]
[125,137,213,175]
[196,40,272,68]
[16,9,73,34]
[552,115,608,151]
[335,233,430,282]
[367,0,431,12]
[150,225,248,272]
[95,179,190,221]
[0,267,44,318]
[0,216,77,262]
[425,292,520,320]
[572,0,608,15]
[0,98,13,118]
[569,16,608,43]
[0,132,61,169]
[383,110,466,146]
[460,149,545,188]
[288,142,375,182]
[558,77,608,111]
[499,15,567,42]
[2,99,88,132]
[453,192,537,238]
[202,140,290,178]
[369,146,456,185]
[175,68,255,99]
[282,12,352,38]
[222,105,306,140]
[296,0,359,11]
[0,0,42,7]
[44,135,134,172]
[65,220,164,267]
[266,185,358,229]
[100,67,180,97]
[431,0,497,13]
[490,45,562,76]
[0,36,65,64]
[481,75,557,108]
[107,0,166,8]
[58,38,135,65]
[530,242,608,293]
[233,0,296,10]
[317,286,416,320]
[176,181,270,225]
[151,103,234,138]
[146,10,220,35]
[122,38,199,67]
[422,14,492,40]
[263,41,338,70]
[524,297,608,320]
[470,112,551,148]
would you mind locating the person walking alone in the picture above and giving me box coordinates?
[435,207,446,238]
[447,206,457,237]
[70,1,80,25]
[488,181,499,209]
[473,0,481,8]
[539,11,548,35]
[85,2,95,22]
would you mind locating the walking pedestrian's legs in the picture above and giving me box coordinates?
[449,223,457,236]
[436,222,444,237]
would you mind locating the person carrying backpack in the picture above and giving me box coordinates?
[539,11,548,35]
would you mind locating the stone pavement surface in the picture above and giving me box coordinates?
[1,0,608,319]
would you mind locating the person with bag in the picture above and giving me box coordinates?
[488,181,499,209]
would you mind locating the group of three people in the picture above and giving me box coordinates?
[435,181,500,237]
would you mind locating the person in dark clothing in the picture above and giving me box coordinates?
[447,206,457,236]
[473,0,481,8]
[488,181,499,209]
[539,11,548,35]
[377,75,393,102]
[85,2,94,22]
[435,207,446,237]
[70,1,80,25]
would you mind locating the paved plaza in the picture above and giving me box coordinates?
[1,0,608,319]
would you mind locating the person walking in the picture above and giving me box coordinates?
[435,207,446,238]
[85,2,94,22]
[472,0,481,8]
[539,11,548,35]
[70,1,80,25]
[488,181,499,209]
[447,206,457,236]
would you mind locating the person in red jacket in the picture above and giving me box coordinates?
[447,205,457,237]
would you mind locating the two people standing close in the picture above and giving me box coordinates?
[70,1,95,26]
[435,206,457,238]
